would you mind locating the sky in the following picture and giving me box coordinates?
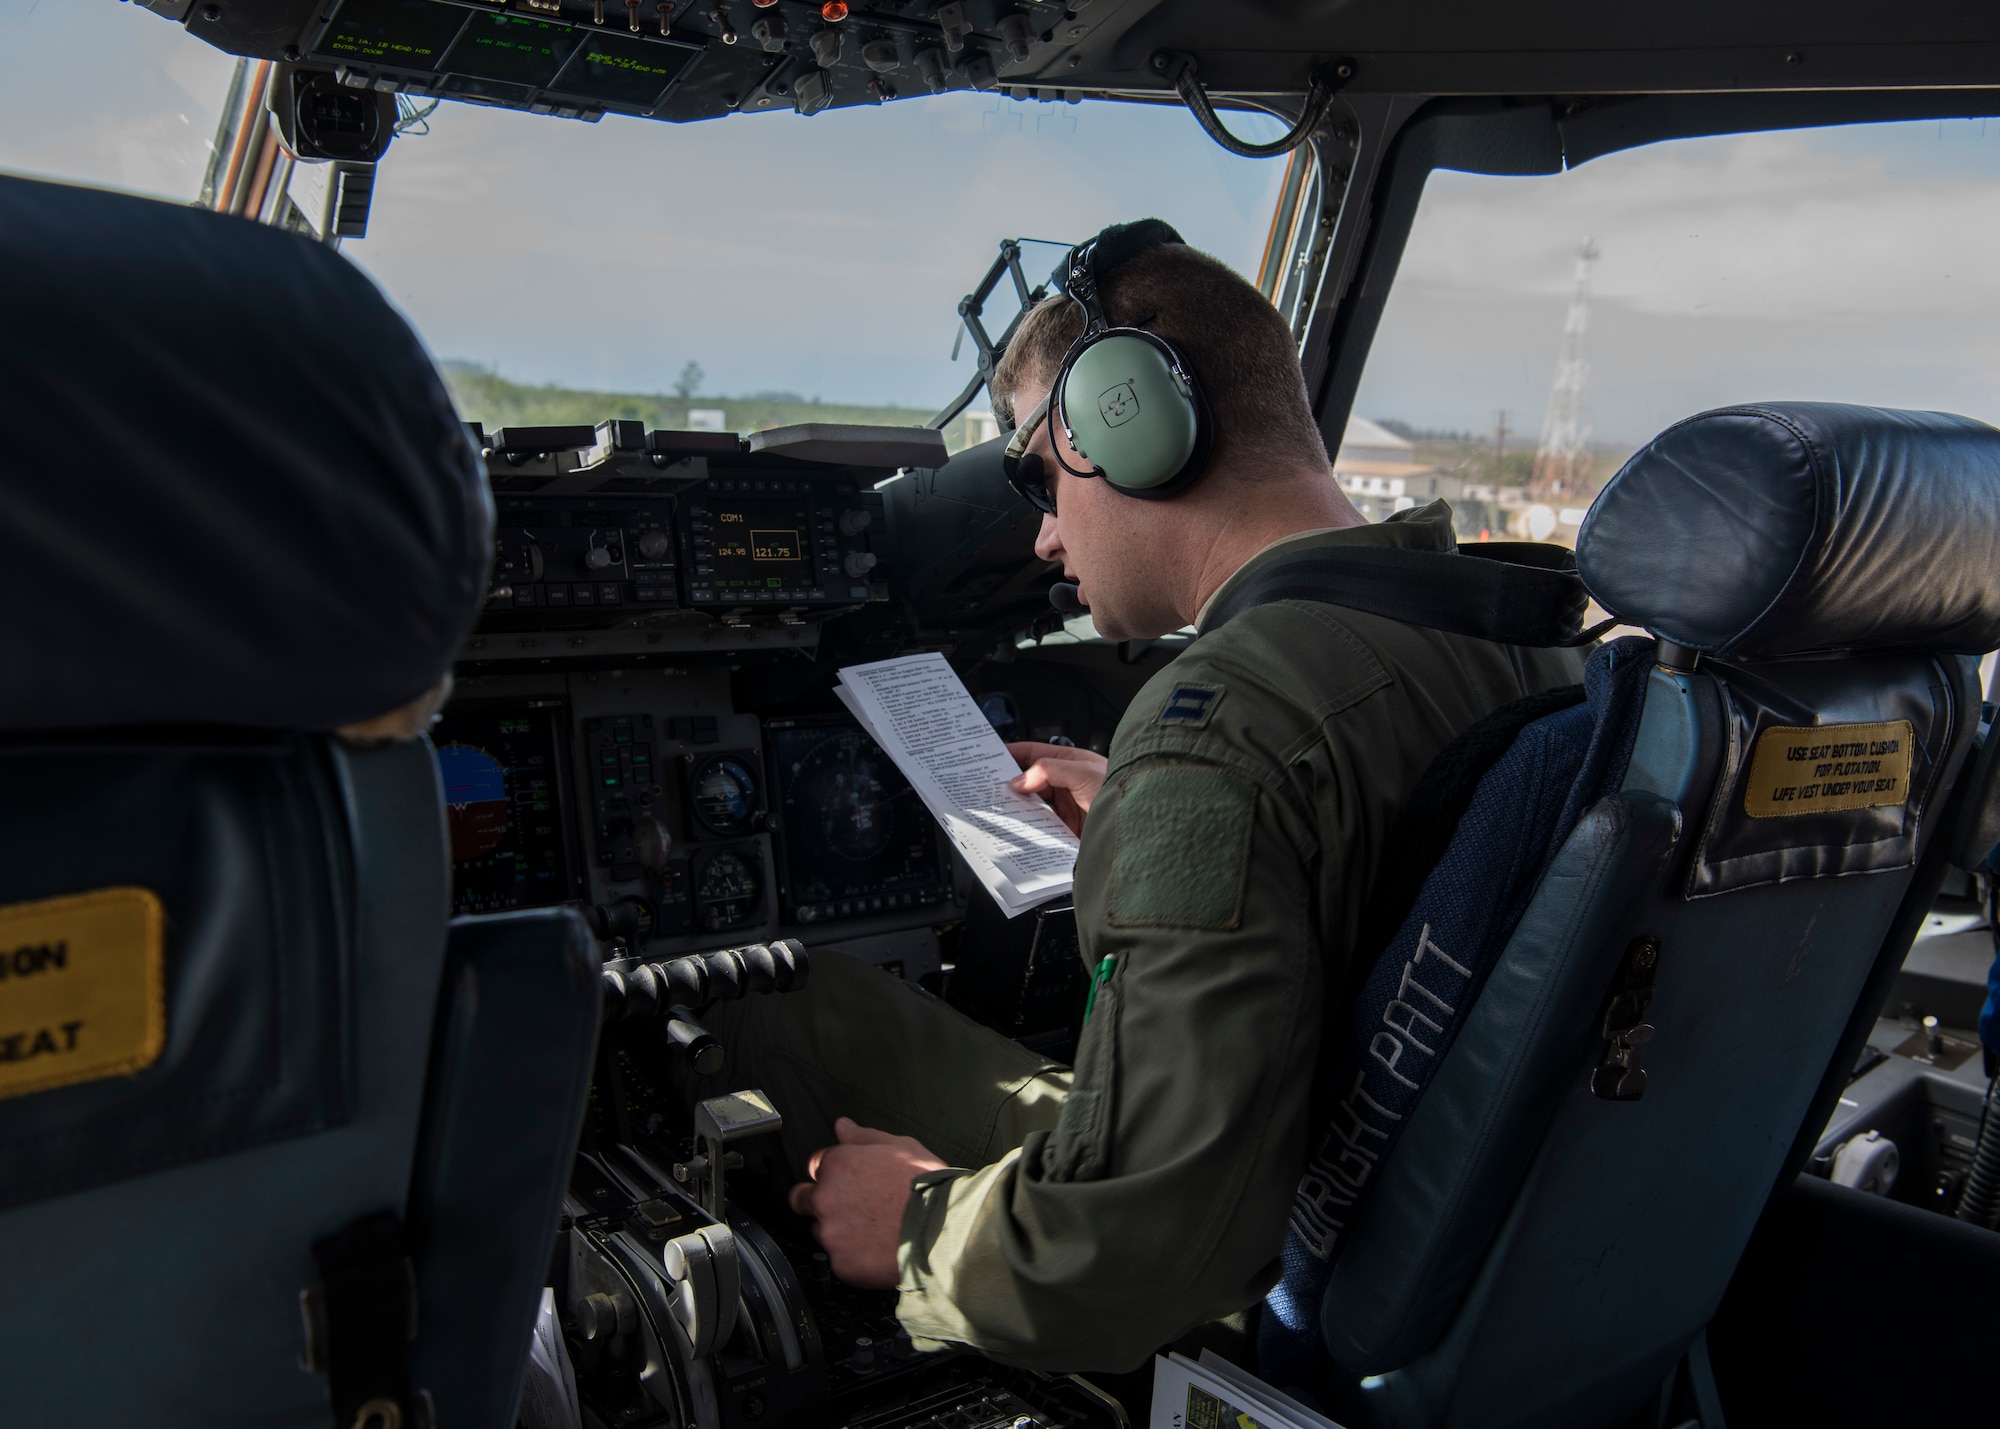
[5,0,1998,443]
[1356,118,2000,444]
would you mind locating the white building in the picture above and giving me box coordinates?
[1332,415,1460,516]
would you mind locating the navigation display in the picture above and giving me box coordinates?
[314,0,468,70]
[432,701,577,915]
[552,33,701,107]
[766,717,949,925]
[442,13,582,88]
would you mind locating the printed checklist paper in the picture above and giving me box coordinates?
[835,653,1078,917]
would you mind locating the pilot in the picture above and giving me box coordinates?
[711,221,1585,1371]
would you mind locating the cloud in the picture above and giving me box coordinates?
[1359,121,2000,441]
[348,91,1286,406]
[18,8,1991,442]
[0,7,1285,410]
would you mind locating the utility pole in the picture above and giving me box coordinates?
[1493,409,1510,484]
[1531,238,1600,502]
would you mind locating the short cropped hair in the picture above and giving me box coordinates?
[992,241,1330,474]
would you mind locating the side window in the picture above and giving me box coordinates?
[1346,121,2000,547]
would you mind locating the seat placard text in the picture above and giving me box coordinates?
[0,887,165,1100]
[1742,719,1914,819]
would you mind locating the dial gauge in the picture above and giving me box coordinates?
[690,754,759,837]
[695,850,761,930]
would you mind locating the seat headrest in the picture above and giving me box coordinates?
[0,176,492,734]
[1577,403,2000,659]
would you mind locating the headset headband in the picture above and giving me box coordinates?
[1065,218,1186,334]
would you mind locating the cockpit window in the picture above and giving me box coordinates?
[1346,119,2000,542]
[0,5,1291,446]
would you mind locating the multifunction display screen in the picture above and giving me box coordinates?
[313,0,700,113]
[713,503,808,571]
[431,702,576,915]
[555,33,701,106]
[685,496,819,602]
[444,13,581,87]
[766,718,949,925]
[313,0,465,69]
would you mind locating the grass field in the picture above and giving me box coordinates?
[440,363,994,452]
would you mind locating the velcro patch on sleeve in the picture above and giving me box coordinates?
[1157,683,1225,729]
[1106,764,1256,930]
[0,887,166,1100]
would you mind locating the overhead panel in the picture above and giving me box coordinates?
[189,0,1089,126]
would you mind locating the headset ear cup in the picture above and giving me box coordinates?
[1057,331,1206,496]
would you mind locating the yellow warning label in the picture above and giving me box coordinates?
[1743,720,1914,820]
[0,887,165,1100]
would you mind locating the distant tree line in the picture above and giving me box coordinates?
[1378,418,1482,443]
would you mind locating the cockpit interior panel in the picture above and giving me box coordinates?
[13,4,2000,1427]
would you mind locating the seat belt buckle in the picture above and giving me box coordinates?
[1592,936,1661,1102]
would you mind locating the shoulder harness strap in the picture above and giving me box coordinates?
[1203,541,1610,648]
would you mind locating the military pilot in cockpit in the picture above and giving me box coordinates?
[697,219,1583,1370]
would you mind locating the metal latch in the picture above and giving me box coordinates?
[681,1089,784,1220]
[1592,936,1660,1101]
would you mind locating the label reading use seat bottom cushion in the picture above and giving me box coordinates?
[0,887,166,1100]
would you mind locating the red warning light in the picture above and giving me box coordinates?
[820,0,849,19]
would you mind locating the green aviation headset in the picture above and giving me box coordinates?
[1003,218,1215,513]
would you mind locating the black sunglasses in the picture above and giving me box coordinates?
[1001,394,1058,515]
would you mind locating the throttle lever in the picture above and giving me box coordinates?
[601,938,810,1023]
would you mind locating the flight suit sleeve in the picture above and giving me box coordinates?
[893,744,1328,1371]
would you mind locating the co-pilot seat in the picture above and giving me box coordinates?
[0,175,598,1428]
[1291,404,2000,1428]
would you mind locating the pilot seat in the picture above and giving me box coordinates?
[1263,402,2000,1427]
[0,175,600,1428]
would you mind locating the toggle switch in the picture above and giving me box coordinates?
[916,46,949,92]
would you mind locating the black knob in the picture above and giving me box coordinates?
[638,531,671,559]
[576,1290,634,1341]
[585,546,614,570]
[590,897,653,942]
[633,816,673,872]
[664,1008,724,1074]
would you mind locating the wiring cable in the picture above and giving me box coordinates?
[1158,53,1353,159]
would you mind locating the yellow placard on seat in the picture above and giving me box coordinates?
[1743,720,1915,820]
[0,887,165,1100]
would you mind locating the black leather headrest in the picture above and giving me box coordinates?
[0,176,492,733]
[1577,403,2000,658]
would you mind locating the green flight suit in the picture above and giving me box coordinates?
[698,501,1585,1372]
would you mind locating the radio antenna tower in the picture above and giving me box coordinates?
[1530,238,1599,503]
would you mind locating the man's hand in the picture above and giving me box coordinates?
[1008,741,1108,837]
[789,1118,948,1289]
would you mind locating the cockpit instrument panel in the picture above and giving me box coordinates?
[431,700,579,915]
[766,716,950,926]
[480,471,882,628]
[309,0,701,120]
[487,496,679,624]
[680,476,878,610]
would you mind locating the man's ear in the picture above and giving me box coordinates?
[335,674,453,746]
